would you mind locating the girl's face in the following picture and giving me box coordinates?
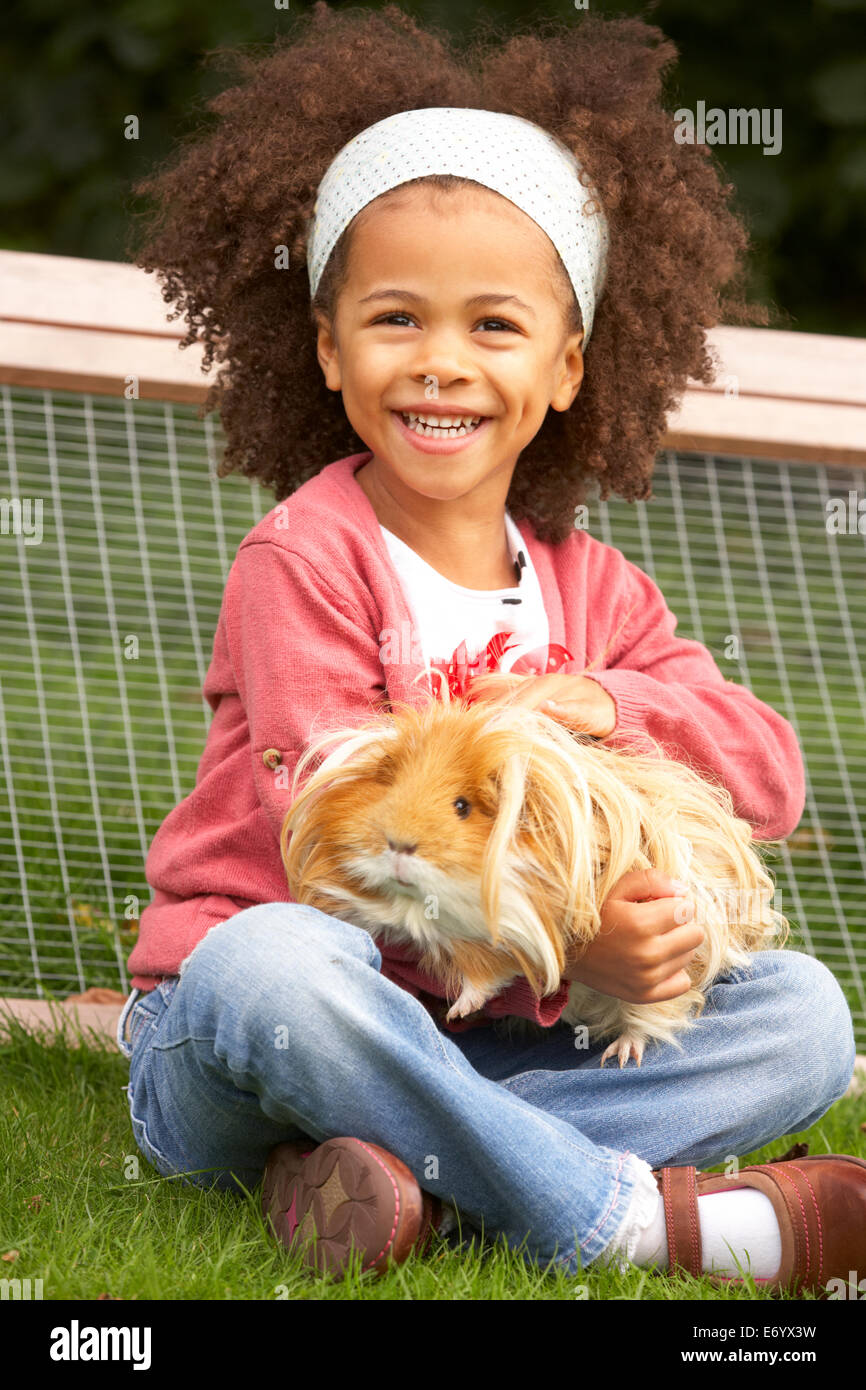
[314,184,585,514]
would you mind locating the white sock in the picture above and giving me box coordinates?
[632,1186,782,1278]
[597,1158,782,1279]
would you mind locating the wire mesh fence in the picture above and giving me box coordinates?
[1,383,864,1046]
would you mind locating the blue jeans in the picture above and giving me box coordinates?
[116,902,856,1275]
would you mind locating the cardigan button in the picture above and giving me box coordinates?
[262,748,282,770]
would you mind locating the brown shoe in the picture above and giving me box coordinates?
[652,1145,866,1296]
[261,1137,443,1277]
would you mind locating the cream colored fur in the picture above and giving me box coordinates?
[280,675,788,1067]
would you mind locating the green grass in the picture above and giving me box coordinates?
[1,1016,863,1301]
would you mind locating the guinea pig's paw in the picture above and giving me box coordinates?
[599,1032,645,1069]
[445,983,491,1021]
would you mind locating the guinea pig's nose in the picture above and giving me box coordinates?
[387,838,418,855]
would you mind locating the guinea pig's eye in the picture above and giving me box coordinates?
[453,797,471,820]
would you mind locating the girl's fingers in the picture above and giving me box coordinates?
[509,681,558,708]
[643,926,705,996]
[641,967,696,1003]
[469,675,533,704]
[604,895,698,941]
[608,867,690,903]
[644,915,705,965]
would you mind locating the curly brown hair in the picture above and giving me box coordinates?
[128,3,772,544]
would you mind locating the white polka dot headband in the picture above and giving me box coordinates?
[306,106,609,346]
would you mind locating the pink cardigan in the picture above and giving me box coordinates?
[127,451,806,1032]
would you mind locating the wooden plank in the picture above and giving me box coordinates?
[0,250,183,337]
[695,325,866,408]
[662,391,866,467]
[0,321,211,403]
[3,318,863,465]
[2,250,864,402]
[2,249,866,464]
[0,996,124,1050]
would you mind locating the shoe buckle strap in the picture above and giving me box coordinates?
[656,1166,702,1277]
[748,1162,822,1289]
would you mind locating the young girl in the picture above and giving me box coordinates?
[117,5,862,1290]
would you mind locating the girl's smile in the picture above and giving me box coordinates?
[389,407,493,455]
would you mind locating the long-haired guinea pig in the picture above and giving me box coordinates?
[280,677,788,1067]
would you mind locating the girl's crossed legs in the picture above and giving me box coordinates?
[117,902,856,1277]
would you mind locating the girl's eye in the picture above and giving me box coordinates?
[374,313,518,333]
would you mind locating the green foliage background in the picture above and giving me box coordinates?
[1,0,865,335]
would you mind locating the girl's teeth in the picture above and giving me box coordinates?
[399,413,483,437]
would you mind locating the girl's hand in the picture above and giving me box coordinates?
[563,869,703,1004]
[468,672,617,739]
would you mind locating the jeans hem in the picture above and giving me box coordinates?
[552,1149,653,1274]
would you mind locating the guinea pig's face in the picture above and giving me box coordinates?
[320,715,501,908]
[284,698,590,979]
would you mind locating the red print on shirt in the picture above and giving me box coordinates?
[430,632,576,701]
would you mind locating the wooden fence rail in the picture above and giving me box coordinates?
[1,248,865,466]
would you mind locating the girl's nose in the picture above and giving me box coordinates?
[407,330,476,380]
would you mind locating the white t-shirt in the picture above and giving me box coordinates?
[379,512,557,691]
